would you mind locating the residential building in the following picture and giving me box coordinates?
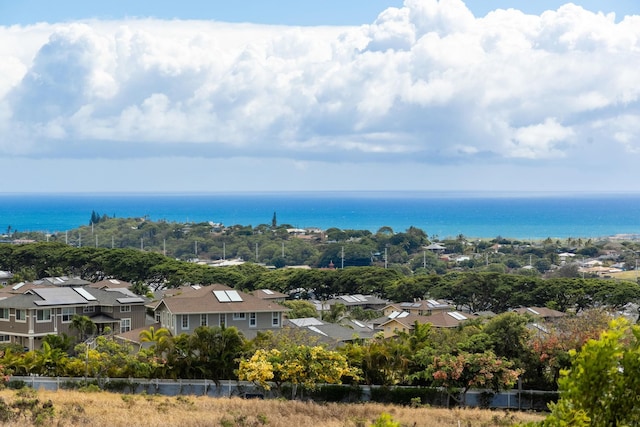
[383,299,453,317]
[152,284,288,339]
[0,286,148,350]
[284,317,375,347]
[376,310,472,338]
[0,271,13,286]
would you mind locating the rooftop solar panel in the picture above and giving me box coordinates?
[213,290,231,302]
[226,290,243,302]
[74,287,97,301]
[32,288,88,305]
[117,297,145,304]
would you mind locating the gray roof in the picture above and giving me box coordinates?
[0,286,148,310]
[284,317,375,343]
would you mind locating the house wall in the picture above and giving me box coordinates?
[162,310,283,336]
[0,304,147,351]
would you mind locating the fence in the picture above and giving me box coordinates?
[8,376,557,411]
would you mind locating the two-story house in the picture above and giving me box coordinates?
[0,286,148,350]
[153,284,288,339]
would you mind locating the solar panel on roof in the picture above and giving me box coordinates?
[32,288,88,305]
[12,283,25,290]
[398,312,409,318]
[226,290,243,302]
[117,297,145,304]
[447,311,468,321]
[213,290,231,302]
[74,288,97,301]
[308,326,328,336]
[262,289,274,295]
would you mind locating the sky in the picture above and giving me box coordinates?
[1,0,639,193]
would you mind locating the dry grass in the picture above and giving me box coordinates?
[0,388,545,427]
[608,270,639,281]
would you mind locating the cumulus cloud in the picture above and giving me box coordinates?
[1,0,639,168]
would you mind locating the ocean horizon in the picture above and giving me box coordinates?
[2,191,640,240]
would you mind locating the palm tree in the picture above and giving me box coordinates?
[139,326,171,350]
[70,315,97,342]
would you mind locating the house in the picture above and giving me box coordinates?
[325,294,389,311]
[0,271,13,286]
[152,284,289,339]
[376,309,472,338]
[284,317,375,346]
[0,286,148,351]
[383,299,453,317]
[514,306,567,321]
[252,289,287,303]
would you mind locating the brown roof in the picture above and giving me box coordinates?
[157,284,289,315]
[514,307,567,319]
[252,289,288,300]
[380,311,470,329]
[90,279,135,289]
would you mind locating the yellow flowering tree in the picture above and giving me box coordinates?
[238,345,359,397]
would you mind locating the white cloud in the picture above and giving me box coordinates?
[0,0,639,173]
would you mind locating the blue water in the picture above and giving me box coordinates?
[1,191,640,239]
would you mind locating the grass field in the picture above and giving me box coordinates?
[0,388,546,427]
[609,270,640,281]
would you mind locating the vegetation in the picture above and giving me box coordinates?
[527,318,640,426]
[0,388,545,427]
[3,219,640,421]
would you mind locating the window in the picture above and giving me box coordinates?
[0,335,9,342]
[61,308,75,323]
[249,312,256,327]
[219,314,226,328]
[102,306,113,313]
[181,314,189,330]
[83,306,95,313]
[0,308,8,320]
[120,318,131,333]
[120,305,131,313]
[15,309,26,322]
[233,313,246,320]
[272,312,280,327]
[36,309,51,322]
[200,314,208,327]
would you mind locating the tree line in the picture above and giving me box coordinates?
[1,242,639,314]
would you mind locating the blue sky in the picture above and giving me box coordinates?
[1,1,639,193]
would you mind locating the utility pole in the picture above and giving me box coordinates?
[341,246,345,269]
[384,247,388,269]
[423,250,426,269]
[255,243,259,262]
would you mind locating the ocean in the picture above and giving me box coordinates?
[1,191,640,240]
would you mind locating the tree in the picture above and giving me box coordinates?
[282,300,317,319]
[535,318,640,426]
[427,351,521,406]
[139,326,171,350]
[188,326,245,385]
[238,344,359,398]
[69,315,97,342]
